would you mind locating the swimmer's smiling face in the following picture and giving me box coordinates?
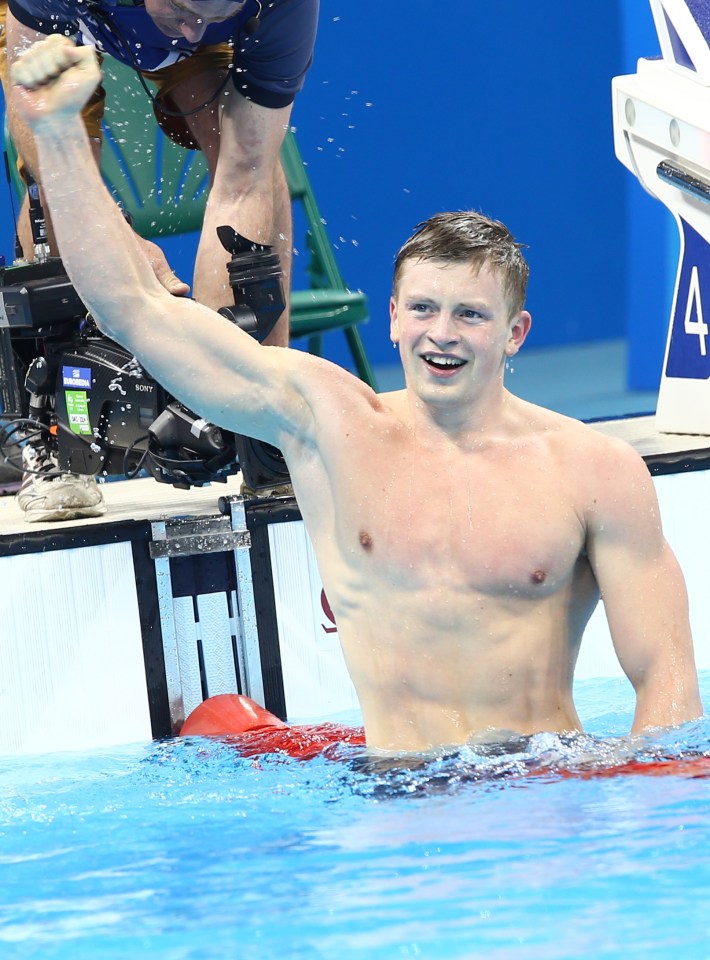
[389,259,530,409]
[144,0,242,43]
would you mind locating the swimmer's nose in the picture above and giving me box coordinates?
[428,311,458,347]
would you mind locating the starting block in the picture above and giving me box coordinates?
[613,0,710,434]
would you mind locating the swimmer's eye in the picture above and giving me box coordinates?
[406,301,435,316]
[405,301,487,323]
[458,307,486,323]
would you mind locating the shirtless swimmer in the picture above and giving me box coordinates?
[10,36,703,753]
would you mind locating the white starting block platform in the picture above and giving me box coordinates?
[1,416,709,756]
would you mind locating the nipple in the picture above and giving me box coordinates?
[359,530,373,552]
[530,569,546,585]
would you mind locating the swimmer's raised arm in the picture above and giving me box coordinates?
[10,36,348,448]
[584,435,702,732]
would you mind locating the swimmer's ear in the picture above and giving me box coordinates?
[389,296,400,346]
[505,310,532,356]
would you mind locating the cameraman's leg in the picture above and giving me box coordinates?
[0,3,104,257]
[144,48,292,343]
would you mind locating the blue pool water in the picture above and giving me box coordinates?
[1,673,709,960]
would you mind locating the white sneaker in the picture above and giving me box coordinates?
[18,443,106,523]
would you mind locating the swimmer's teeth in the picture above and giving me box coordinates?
[424,354,464,369]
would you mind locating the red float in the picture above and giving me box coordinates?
[179,694,366,760]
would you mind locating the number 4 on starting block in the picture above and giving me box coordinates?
[657,217,710,434]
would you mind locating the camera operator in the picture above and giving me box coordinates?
[0,0,318,521]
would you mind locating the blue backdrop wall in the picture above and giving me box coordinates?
[0,1,669,379]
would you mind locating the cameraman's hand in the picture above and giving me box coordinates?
[10,35,101,128]
[137,235,191,297]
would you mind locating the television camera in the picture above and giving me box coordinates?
[0,225,291,492]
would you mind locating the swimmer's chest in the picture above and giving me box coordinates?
[334,444,586,596]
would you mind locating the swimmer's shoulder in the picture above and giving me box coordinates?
[285,349,384,407]
[285,351,405,435]
[518,398,650,478]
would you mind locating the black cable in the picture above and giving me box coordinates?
[0,419,53,477]
[0,417,108,479]
[1,414,156,481]
[122,434,150,479]
[1,415,155,481]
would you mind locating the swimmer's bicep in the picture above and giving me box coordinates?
[585,479,675,632]
[582,442,689,661]
[123,296,312,444]
[203,340,364,448]
[586,489,694,708]
[584,438,666,557]
[579,440,700,726]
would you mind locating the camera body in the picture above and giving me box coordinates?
[0,229,290,491]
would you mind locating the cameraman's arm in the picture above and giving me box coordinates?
[11,36,309,446]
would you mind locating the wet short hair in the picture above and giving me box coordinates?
[392,211,530,316]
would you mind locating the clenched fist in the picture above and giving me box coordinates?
[11,34,101,127]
